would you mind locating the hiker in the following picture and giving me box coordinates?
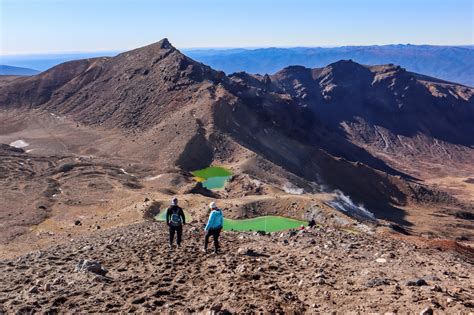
[166,197,185,249]
[308,219,316,228]
[203,201,223,253]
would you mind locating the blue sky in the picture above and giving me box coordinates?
[1,0,472,55]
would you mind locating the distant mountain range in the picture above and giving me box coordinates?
[0,65,40,76]
[0,52,119,73]
[185,45,474,87]
[1,45,473,86]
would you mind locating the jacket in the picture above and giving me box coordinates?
[166,205,185,226]
[205,209,223,231]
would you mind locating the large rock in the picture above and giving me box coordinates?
[366,278,389,288]
[28,286,39,294]
[75,259,108,276]
[419,307,433,315]
[406,279,427,286]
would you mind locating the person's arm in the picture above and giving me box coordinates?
[166,208,171,225]
[218,211,223,228]
[204,212,215,231]
[180,208,186,225]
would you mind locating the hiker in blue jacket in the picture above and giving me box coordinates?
[203,202,223,254]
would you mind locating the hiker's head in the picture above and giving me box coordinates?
[171,197,178,206]
[209,201,218,210]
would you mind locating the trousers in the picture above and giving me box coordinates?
[204,228,222,253]
[169,225,182,246]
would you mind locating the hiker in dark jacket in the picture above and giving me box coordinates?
[166,197,186,249]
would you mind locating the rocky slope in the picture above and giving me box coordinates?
[226,60,474,162]
[0,221,472,313]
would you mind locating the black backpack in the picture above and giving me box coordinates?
[170,207,182,226]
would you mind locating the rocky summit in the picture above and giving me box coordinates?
[0,39,473,313]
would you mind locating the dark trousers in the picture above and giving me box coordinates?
[204,228,221,252]
[169,225,182,246]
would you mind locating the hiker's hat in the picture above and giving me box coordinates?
[209,201,217,209]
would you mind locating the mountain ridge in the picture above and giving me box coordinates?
[186,44,474,87]
[2,44,472,86]
[0,65,40,76]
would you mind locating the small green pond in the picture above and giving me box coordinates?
[223,216,308,233]
[191,166,232,190]
[155,211,193,222]
[155,213,307,233]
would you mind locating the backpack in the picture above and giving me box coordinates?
[170,207,182,226]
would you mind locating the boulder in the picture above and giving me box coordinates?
[237,248,259,256]
[366,278,389,288]
[419,307,433,315]
[210,303,222,312]
[28,286,39,294]
[75,259,108,276]
[406,279,427,286]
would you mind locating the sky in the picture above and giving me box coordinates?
[0,0,473,55]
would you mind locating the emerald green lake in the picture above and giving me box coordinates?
[223,216,308,233]
[191,166,232,190]
[155,212,307,233]
[201,176,231,190]
[155,211,192,222]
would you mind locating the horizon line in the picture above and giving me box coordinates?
[1,43,473,57]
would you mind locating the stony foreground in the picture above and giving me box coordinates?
[0,221,472,313]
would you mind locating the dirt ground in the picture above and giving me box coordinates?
[0,221,472,313]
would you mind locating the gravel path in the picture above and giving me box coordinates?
[1,221,472,313]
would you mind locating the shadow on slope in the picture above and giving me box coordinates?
[213,99,413,227]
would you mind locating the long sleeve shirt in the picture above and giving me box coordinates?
[205,209,223,231]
